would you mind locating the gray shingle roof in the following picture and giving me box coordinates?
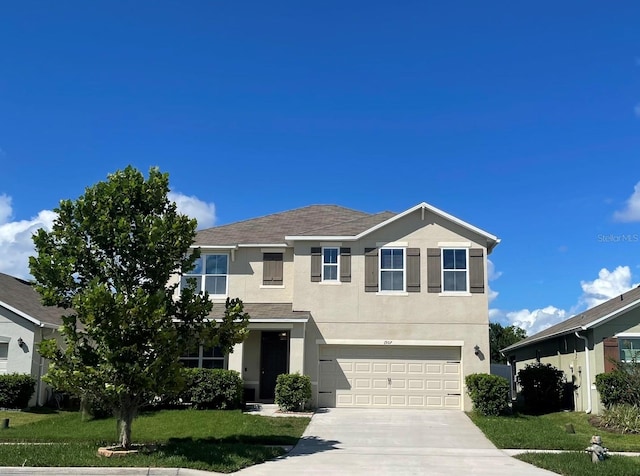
[0,273,66,327]
[503,286,640,353]
[194,205,384,246]
[207,302,309,320]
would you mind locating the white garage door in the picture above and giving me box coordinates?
[318,345,461,409]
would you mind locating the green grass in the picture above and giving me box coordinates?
[0,408,66,427]
[0,409,310,472]
[516,452,640,476]
[468,411,640,451]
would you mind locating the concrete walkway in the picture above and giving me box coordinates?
[2,408,563,475]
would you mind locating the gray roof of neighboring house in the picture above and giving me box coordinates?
[0,272,66,327]
[194,205,387,246]
[503,286,640,353]
[207,302,310,320]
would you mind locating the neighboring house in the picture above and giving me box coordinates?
[182,202,500,411]
[502,286,640,414]
[0,272,64,406]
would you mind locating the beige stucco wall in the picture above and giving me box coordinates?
[290,209,492,410]
[228,248,294,303]
[509,308,640,415]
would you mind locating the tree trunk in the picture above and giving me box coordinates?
[117,401,137,449]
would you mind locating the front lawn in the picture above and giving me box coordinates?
[0,409,310,472]
[516,452,640,476]
[468,411,640,452]
[469,411,640,476]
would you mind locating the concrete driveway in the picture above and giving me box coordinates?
[238,408,557,476]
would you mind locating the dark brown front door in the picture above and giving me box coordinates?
[260,331,289,400]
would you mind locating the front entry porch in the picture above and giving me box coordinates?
[228,318,307,403]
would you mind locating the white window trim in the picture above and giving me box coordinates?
[322,246,340,282]
[441,248,469,293]
[379,247,406,292]
[180,344,227,369]
[183,252,229,297]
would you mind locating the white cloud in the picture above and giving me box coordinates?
[168,191,216,230]
[614,181,640,222]
[0,194,13,223]
[486,259,501,303]
[580,266,639,308]
[0,191,216,279]
[0,197,56,279]
[491,265,639,336]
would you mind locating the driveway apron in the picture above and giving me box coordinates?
[237,408,557,475]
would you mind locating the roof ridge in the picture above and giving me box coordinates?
[200,204,367,231]
[296,210,393,235]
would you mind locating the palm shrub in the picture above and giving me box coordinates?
[517,363,565,414]
[0,374,36,409]
[275,373,311,412]
[599,404,640,434]
[465,373,510,416]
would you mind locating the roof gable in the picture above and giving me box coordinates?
[195,202,500,251]
[0,273,65,328]
[503,286,640,352]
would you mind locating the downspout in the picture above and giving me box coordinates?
[575,331,592,414]
[36,325,45,406]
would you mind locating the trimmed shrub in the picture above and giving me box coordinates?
[599,404,640,434]
[275,373,311,412]
[465,373,510,416]
[181,368,243,409]
[595,367,640,408]
[517,363,565,415]
[0,373,36,409]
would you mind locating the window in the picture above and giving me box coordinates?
[380,248,405,291]
[263,253,283,285]
[180,345,225,369]
[442,249,468,292]
[181,254,228,296]
[619,338,640,362]
[322,247,339,281]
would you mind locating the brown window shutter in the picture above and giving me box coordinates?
[340,247,351,282]
[311,247,321,282]
[263,253,283,285]
[406,248,420,292]
[364,247,378,292]
[603,337,619,372]
[469,248,484,294]
[427,248,441,293]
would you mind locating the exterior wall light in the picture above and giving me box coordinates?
[17,337,24,348]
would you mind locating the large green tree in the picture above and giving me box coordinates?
[30,166,249,449]
[489,322,526,364]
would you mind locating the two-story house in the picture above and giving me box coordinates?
[182,202,500,411]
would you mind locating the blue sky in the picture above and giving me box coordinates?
[1,1,639,335]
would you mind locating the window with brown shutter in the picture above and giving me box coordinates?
[310,247,321,282]
[427,248,441,293]
[469,248,484,293]
[339,247,351,282]
[364,248,378,292]
[603,337,619,372]
[263,253,283,285]
[406,248,420,292]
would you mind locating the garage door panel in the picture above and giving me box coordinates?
[318,345,462,410]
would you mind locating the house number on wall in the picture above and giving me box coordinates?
[383,340,393,345]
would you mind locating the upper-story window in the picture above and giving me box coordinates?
[322,247,339,281]
[181,254,228,296]
[380,248,405,291]
[263,252,284,286]
[442,249,468,292]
